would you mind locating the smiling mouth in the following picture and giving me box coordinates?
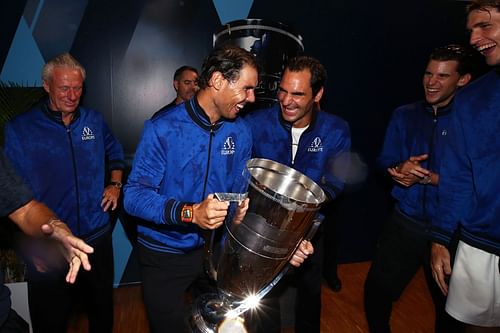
[235,103,245,112]
[476,42,496,54]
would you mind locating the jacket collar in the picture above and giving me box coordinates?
[185,97,223,132]
[40,98,81,125]
[422,99,454,117]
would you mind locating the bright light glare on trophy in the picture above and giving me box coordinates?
[225,294,261,319]
[244,294,261,309]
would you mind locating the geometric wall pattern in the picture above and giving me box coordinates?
[0,0,88,85]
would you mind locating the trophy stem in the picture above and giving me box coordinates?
[190,291,245,333]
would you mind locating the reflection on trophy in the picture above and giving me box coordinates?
[213,19,304,112]
[190,158,326,332]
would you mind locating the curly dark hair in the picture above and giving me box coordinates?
[198,45,258,89]
[285,56,327,96]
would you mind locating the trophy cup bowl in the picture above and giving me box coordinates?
[191,158,326,332]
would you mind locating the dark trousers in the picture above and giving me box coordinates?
[323,212,339,282]
[138,245,213,333]
[364,210,462,333]
[249,229,324,333]
[26,232,114,333]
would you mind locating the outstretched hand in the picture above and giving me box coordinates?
[41,220,94,283]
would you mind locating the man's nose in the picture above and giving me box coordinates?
[68,89,78,100]
[246,90,255,103]
[469,29,481,47]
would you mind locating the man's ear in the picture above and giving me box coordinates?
[209,71,225,90]
[313,86,324,102]
[173,80,179,92]
[458,73,472,87]
[42,80,50,94]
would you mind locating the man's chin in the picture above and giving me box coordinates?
[282,114,296,123]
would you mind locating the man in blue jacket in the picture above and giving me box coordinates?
[4,53,125,333]
[245,55,351,333]
[431,1,500,331]
[364,45,475,333]
[125,45,314,333]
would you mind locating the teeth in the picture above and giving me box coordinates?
[476,43,495,52]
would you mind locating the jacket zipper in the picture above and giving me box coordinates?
[422,111,437,229]
[202,125,215,197]
[202,125,216,280]
[66,125,81,235]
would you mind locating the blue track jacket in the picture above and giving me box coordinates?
[378,101,454,236]
[244,104,351,201]
[4,101,125,241]
[431,70,500,255]
[124,98,252,254]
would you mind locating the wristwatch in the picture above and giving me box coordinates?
[181,204,194,223]
[109,181,123,189]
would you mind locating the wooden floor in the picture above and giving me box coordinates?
[68,261,434,333]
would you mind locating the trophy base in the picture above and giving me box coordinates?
[190,293,248,333]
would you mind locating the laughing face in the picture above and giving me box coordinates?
[43,66,83,123]
[468,7,500,66]
[216,64,258,120]
[278,69,323,128]
[422,59,468,109]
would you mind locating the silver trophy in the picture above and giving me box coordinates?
[190,158,326,332]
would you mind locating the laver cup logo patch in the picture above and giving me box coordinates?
[82,126,95,141]
[308,137,323,152]
[221,136,235,155]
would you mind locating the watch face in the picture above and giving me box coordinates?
[182,208,192,219]
[182,205,193,222]
[111,181,122,188]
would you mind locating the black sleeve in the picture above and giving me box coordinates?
[0,148,33,217]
